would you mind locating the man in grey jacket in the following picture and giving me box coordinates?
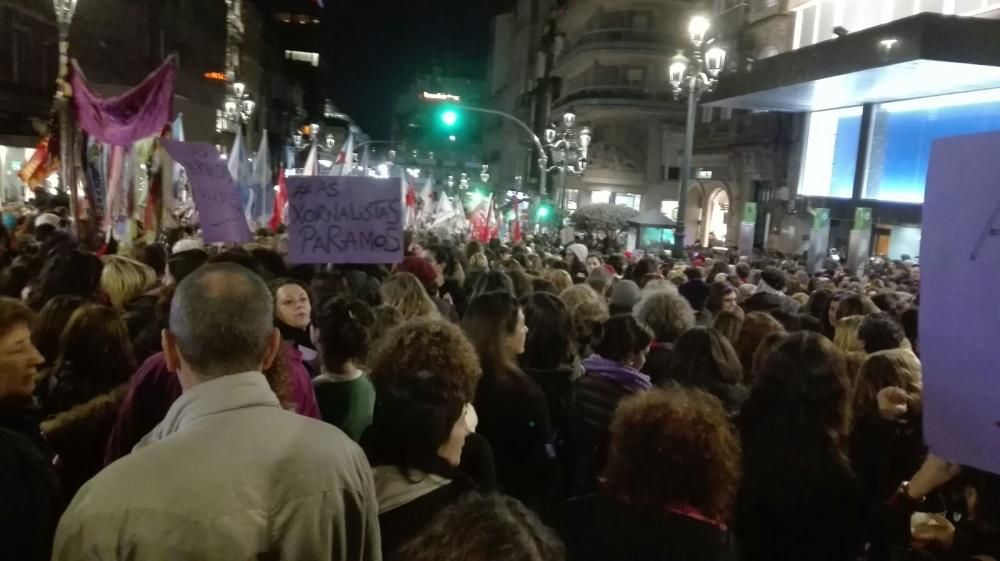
[53,263,381,561]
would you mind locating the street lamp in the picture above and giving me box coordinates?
[668,15,727,259]
[542,111,590,210]
[52,0,79,226]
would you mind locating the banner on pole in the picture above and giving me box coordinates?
[286,176,404,264]
[162,140,252,244]
[921,130,1000,475]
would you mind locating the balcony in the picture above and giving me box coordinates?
[558,28,680,67]
[552,84,682,115]
[693,112,792,150]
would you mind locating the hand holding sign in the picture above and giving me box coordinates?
[162,140,252,244]
[286,176,403,264]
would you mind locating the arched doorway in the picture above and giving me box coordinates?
[704,188,730,247]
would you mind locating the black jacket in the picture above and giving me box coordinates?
[593,495,738,561]
[849,412,926,508]
[0,401,63,561]
[568,373,642,496]
[474,368,559,517]
[641,343,675,387]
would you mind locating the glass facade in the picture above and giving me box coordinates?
[799,88,1000,204]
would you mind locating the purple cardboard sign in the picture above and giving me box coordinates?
[162,140,252,244]
[286,176,403,264]
[922,130,1000,475]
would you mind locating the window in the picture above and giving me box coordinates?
[565,189,580,211]
[667,166,680,180]
[799,106,863,199]
[625,67,645,86]
[661,200,679,221]
[864,88,1000,203]
[591,190,612,204]
[285,50,320,67]
[615,193,642,211]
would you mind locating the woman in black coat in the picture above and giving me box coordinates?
[736,332,865,561]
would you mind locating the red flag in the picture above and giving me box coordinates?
[269,166,287,231]
[511,197,522,242]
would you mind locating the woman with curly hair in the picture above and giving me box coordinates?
[380,272,440,321]
[633,289,696,386]
[595,388,740,561]
[560,284,608,359]
[364,318,493,557]
[736,332,864,561]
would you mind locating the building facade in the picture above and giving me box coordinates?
[486,0,703,216]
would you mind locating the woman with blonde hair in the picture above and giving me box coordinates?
[100,255,157,310]
[850,349,925,507]
[834,315,866,383]
[380,272,440,321]
[545,269,573,293]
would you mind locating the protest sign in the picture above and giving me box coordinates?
[162,140,252,244]
[286,176,404,264]
[922,130,1000,475]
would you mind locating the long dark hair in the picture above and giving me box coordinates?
[592,314,653,363]
[463,291,522,377]
[666,327,743,387]
[312,297,374,373]
[739,332,851,500]
[520,292,574,371]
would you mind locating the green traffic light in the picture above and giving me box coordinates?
[536,205,551,219]
[441,109,459,127]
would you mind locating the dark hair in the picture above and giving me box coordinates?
[166,249,208,285]
[740,332,851,501]
[313,297,375,372]
[713,310,744,345]
[836,293,872,321]
[857,312,905,353]
[706,281,736,314]
[966,467,1000,529]
[468,271,514,300]
[684,267,703,281]
[393,494,565,561]
[207,248,266,278]
[507,270,534,300]
[592,314,653,363]
[667,327,743,387]
[429,244,459,278]
[520,292,573,371]
[760,267,786,291]
[585,268,612,297]
[530,277,559,295]
[797,314,824,335]
[463,291,523,376]
[0,264,31,299]
[900,307,919,353]
[603,389,740,523]
[250,248,288,279]
[139,244,168,278]
[870,291,902,317]
[735,312,785,379]
[169,263,275,378]
[39,304,135,415]
[769,309,800,332]
[28,249,104,310]
[630,258,659,286]
[605,254,625,276]
[736,263,751,279]
[33,295,87,364]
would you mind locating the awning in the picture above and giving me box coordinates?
[629,209,676,228]
[704,13,1000,112]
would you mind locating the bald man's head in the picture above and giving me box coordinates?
[169,263,275,379]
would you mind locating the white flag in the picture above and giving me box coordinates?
[303,142,318,176]
[251,131,271,223]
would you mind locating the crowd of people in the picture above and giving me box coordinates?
[0,210,997,561]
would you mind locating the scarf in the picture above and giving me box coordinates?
[582,355,651,391]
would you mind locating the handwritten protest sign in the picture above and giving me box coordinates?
[286,176,403,264]
[922,130,1000,475]
[162,140,252,244]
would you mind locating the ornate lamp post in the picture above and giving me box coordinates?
[543,111,591,210]
[668,15,726,258]
[52,0,78,226]
[217,80,255,135]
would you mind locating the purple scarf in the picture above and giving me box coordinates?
[582,355,651,391]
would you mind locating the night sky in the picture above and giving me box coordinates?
[324,0,497,138]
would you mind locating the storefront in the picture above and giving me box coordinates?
[705,12,1000,264]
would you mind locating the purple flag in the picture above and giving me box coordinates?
[162,140,252,244]
[922,130,1000,475]
[72,55,177,147]
[286,176,403,264]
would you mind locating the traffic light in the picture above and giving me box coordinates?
[536,203,552,220]
[439,107,460,128]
